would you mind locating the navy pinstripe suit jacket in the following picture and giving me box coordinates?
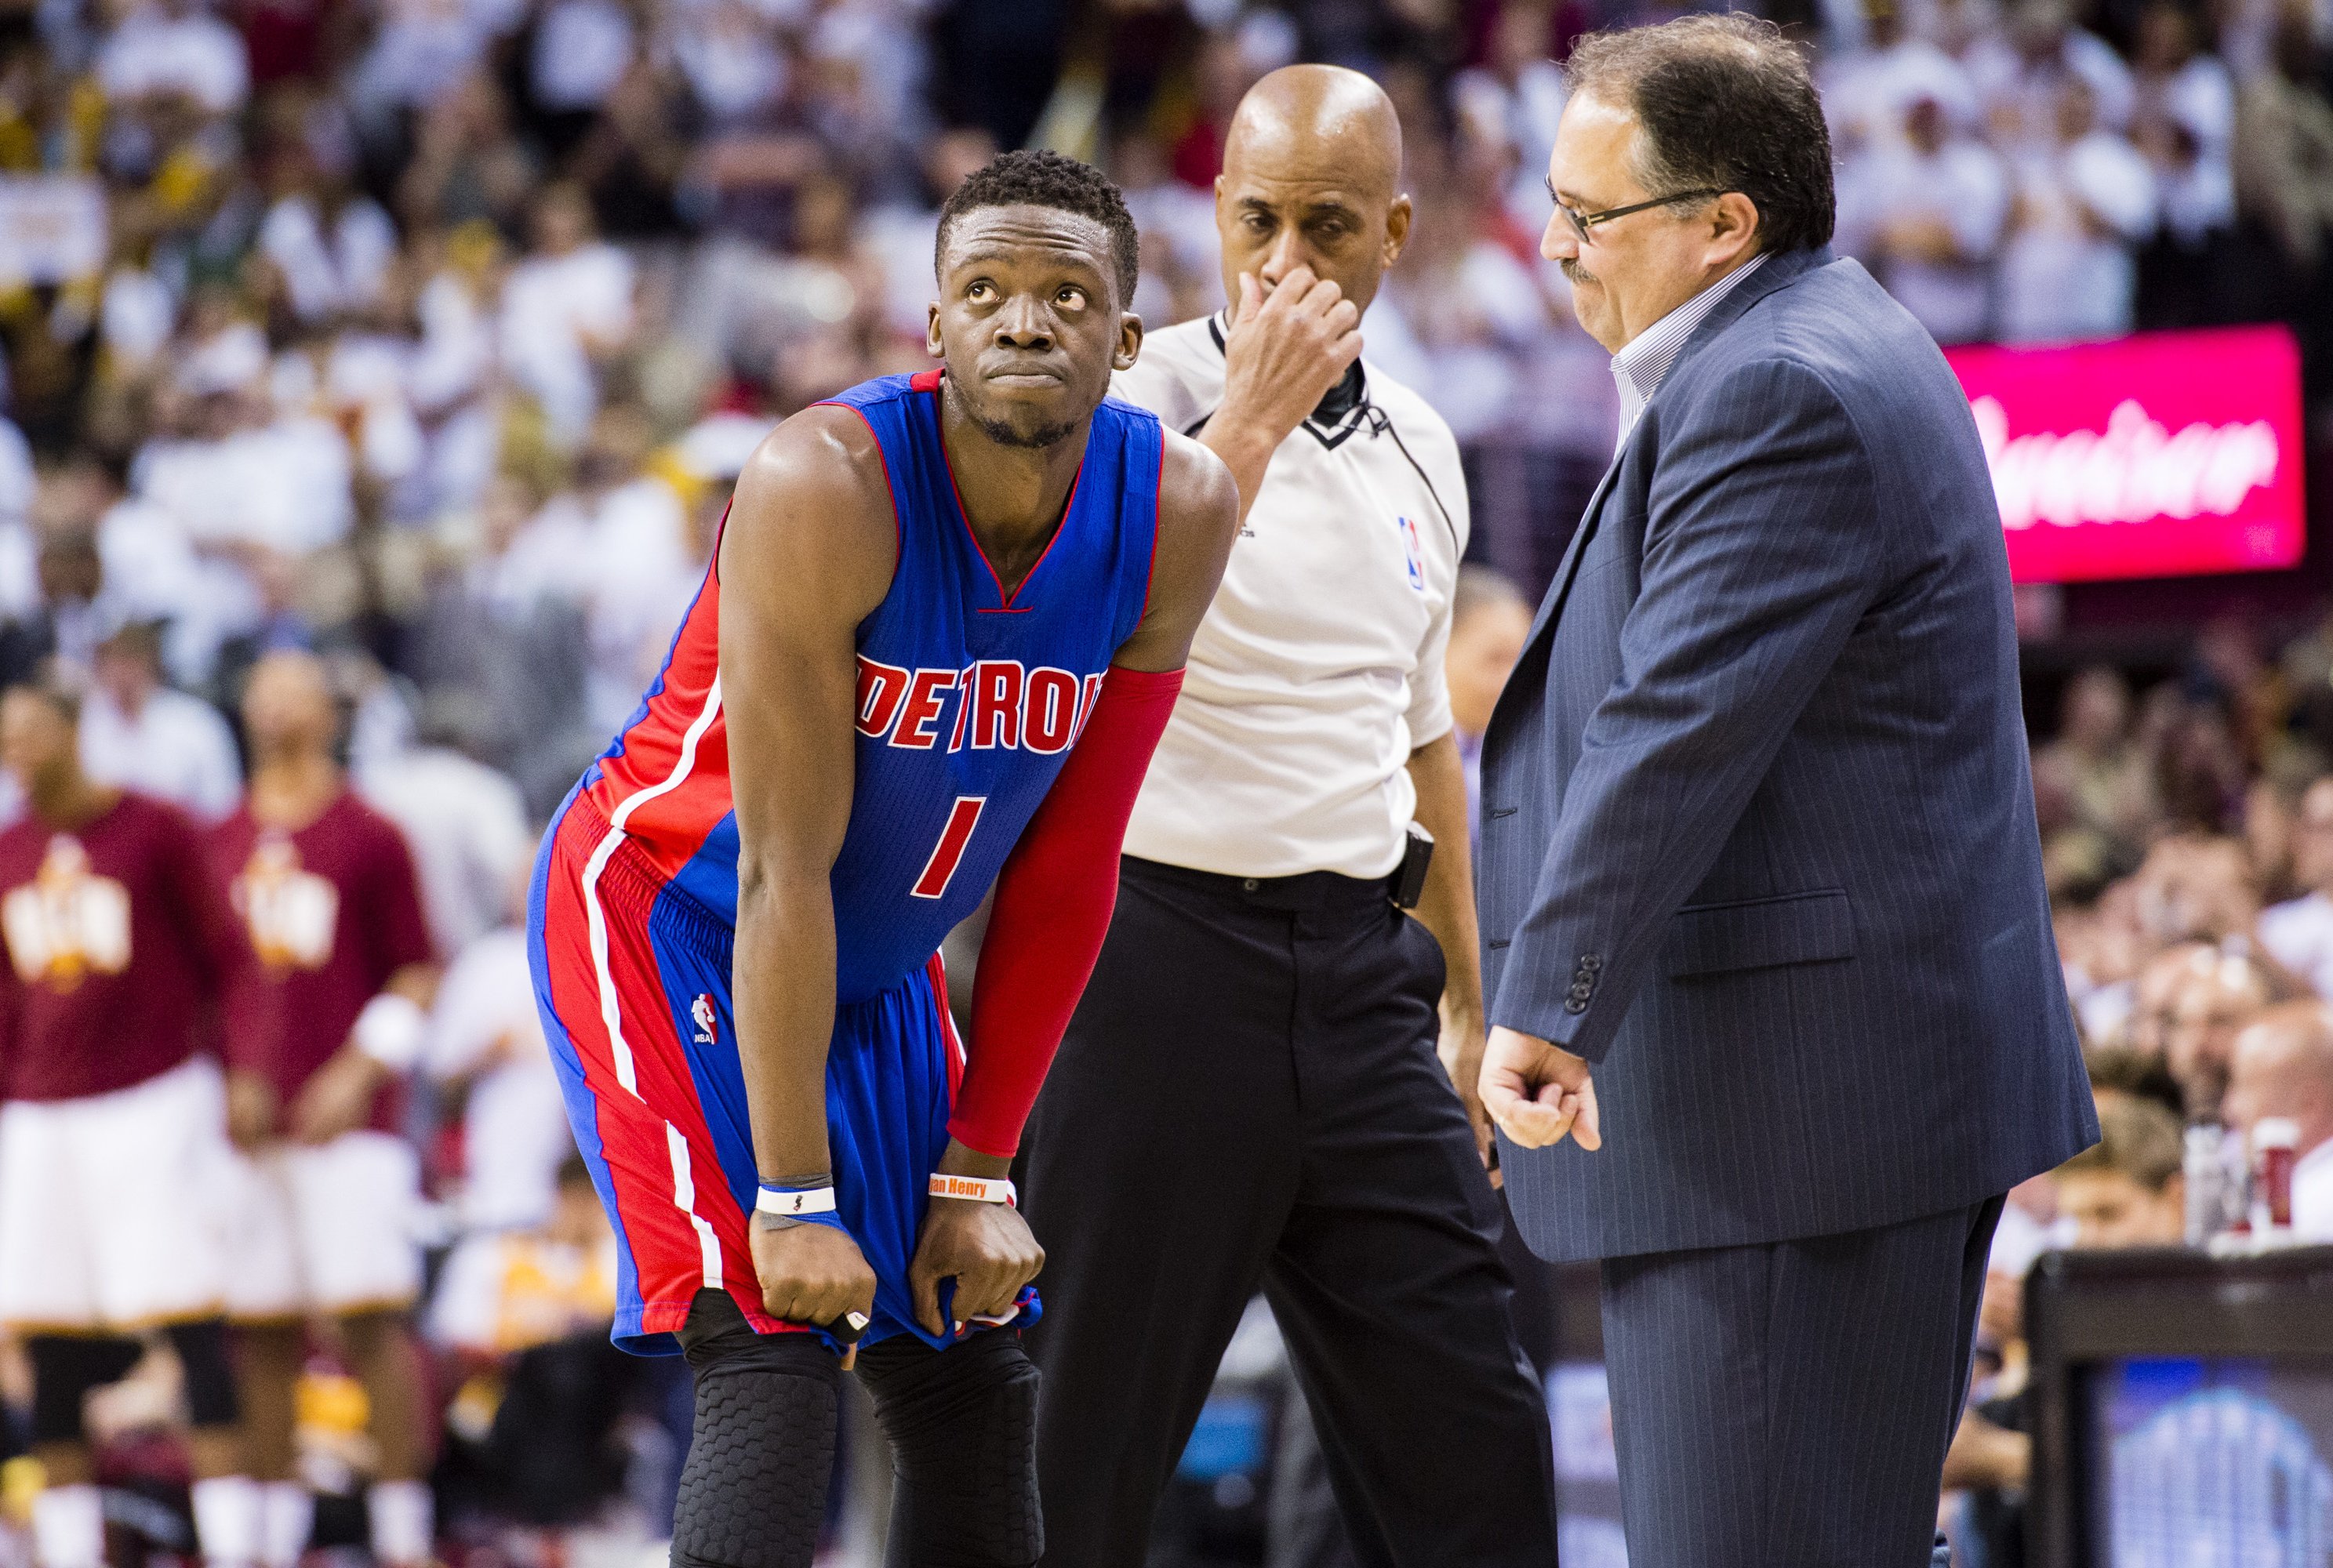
[1479,246,2099,1264]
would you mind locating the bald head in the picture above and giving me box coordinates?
[2226,1002,2333,1152]
[1215,65,1412,320]
[1225,65,1404,201]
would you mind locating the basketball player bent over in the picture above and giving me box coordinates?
[529,151,1237,1568]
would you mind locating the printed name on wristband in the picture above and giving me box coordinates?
[756,1185,838,1217]
[928,1173,1016,1206]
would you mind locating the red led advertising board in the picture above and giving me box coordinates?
[1943,325,2306,583]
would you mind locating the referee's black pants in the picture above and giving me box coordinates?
[1018,857,1560,1567]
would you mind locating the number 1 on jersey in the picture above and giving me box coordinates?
[910,796,987,900]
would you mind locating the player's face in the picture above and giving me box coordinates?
[929,205,1139,451]
[0,691,73,793]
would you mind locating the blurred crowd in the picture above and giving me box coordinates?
[0,0,2318,1563]
[1824,0,2333,374]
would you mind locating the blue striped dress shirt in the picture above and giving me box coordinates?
[1609,252,1770,453]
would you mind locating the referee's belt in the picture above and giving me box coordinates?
[1121,851,1429,913]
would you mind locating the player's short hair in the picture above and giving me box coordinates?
[2059,1095,2184,1192]
[935,149,1140,307]
[1564,14,1836,255]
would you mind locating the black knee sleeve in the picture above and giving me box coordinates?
[857,1330,1042,1568]
[25,1334,144,1446]
[164,1319,241,1430]
[670,1291,841,1568]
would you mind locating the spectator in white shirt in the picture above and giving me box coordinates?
[2134,0,2234,158]
[2132,2,2237,253]
[1967,0,2136,146]
[529,0,634,114]
[858,127,1000,347]
[1997,78,2159,342]
[562,405,698,733]
[2258,775,2333,996]
[1841,92,2012,342]
[135,318,355,561]
[1822,0,1979,155]
[0,417,37,624]
[78,619,242,822]
[256,147,401,326]
[1450,2,1568,230]
[352,0,524,114]
[498,183,634,448]
[95,0,249,115]
[423,893,571,1234]
[358,723,533,958]
[427,1156,617,1356]
[2224,1004,2333,1241]
[666,0,788,125]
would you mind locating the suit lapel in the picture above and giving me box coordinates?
[1484,246,1836,750]
[1487,444,1629,745]
[1521,438,1627,651]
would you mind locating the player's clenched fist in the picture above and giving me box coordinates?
[752,1217,878,1333]
[909,1196,1045,1338]
[1218,264,1363,446]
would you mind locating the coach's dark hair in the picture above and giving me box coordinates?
[1564,14,1835,255]
[936,149,1140,306]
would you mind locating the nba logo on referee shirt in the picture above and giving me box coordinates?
[1397,516,1425,590]
[692,994,716,1046]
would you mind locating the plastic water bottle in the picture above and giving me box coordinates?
[2186,1123,2228,1247]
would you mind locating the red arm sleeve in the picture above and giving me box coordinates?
[948,665,1185,1156]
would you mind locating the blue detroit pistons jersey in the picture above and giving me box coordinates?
[565,368,1163,1005]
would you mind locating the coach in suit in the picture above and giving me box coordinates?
[1474,17,2098,1566]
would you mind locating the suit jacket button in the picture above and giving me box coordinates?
[1580,953,1604,972]
[1564,996,1589,1015]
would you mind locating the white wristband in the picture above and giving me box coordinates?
[352,993,427,1073]
[929,1173,1016,1207]
[756,1185,838,1217]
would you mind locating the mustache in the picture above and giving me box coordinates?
[1561,259,1596,287]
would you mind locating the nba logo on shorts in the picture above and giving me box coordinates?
[692,993,717,1046]
[1396,516,1425,591]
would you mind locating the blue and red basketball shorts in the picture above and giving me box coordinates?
[528,798,1036,1355]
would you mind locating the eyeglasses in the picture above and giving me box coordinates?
[1548,183,1728,244]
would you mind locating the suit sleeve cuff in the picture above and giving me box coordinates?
[1487,983,1612,1065]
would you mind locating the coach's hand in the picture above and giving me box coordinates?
[1480,1025,1601,1152]
[909,1142,1044,1338]
[753,1217,878,1338]
[1219,265,1363,448]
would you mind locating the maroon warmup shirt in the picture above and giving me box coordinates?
[0,792,275,1102]
[212,790,434,1128]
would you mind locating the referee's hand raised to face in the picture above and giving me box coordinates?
[1218,264,1362,452]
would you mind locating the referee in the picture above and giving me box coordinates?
[1019,66,1559,1566]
